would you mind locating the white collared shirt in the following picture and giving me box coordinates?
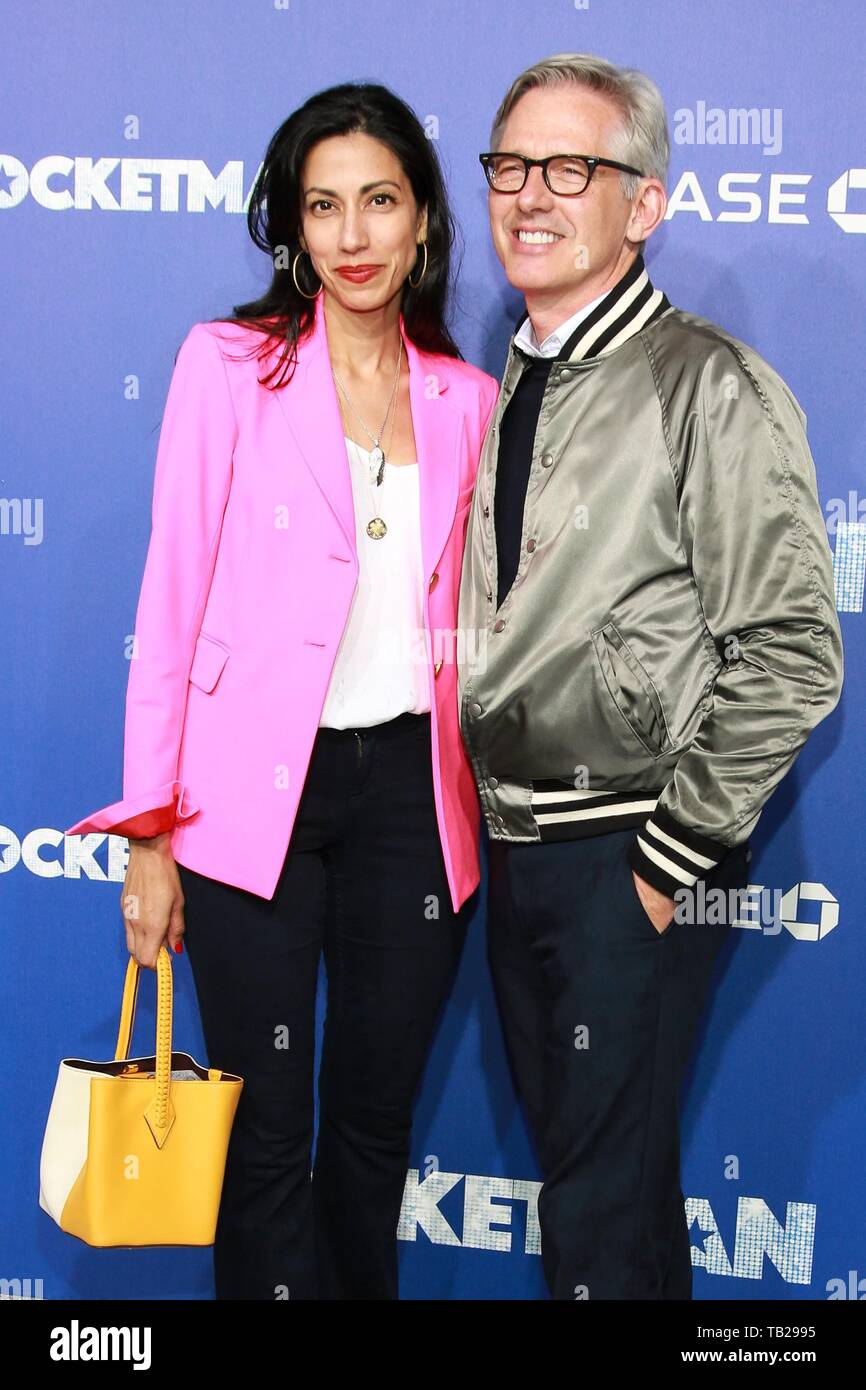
[513,289,608,358]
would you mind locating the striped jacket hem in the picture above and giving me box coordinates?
[529,780,729,898]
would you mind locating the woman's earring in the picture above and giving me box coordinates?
[292,249,321,300]
[408,241,428,289]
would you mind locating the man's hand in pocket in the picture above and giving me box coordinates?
[632,870,676,934]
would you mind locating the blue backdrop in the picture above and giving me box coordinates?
[3,0,863,1301]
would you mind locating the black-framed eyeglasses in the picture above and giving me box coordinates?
[479,152,644,196]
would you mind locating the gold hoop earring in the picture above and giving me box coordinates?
[292,249,321,300]
[408,241,428,289]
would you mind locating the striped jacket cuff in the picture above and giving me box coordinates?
[626,805,728,898]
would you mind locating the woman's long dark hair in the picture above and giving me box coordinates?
[213,82,463,387]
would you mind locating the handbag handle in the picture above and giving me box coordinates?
[113,945,176,1148]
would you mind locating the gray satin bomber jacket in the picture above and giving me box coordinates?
[457,257,844,899]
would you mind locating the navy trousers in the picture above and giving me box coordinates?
[486,825,750,1300]
[177,710,471,1300]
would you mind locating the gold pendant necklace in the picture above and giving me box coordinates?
[366,445,388,538]
[333,338,403,541]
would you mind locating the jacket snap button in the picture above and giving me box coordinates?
[483,506,490,518]
[429,572,439,591]
[469,701,482,717]
[540,452,554,467]
[526,538,536,552]
[493,618,506,632]
[488,776,500,789]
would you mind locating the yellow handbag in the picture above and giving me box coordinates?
[39,944,243,1247]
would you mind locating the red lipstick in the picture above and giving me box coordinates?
[336,265,381,283]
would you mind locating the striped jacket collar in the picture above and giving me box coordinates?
[512,254,671,365]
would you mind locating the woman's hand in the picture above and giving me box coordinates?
[120,832,186,968]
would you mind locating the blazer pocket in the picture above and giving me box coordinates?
[188,631,230,694]
[590,622,672,758]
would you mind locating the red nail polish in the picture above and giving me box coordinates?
[174,941,183,953]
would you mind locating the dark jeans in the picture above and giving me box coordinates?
[486,825,750,1300]
[177,710,471,1300]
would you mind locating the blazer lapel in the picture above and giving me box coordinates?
[272,295,356,551]
[403,329,460,582]
[272,293,461,575]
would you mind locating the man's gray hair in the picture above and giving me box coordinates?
[490,52,670,198]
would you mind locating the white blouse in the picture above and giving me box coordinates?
[318,436,432,729]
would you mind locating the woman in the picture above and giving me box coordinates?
[66,82,498,1300]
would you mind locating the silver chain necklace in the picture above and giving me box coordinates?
[332,333,405,492]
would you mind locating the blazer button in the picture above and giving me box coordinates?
[429,572,439,591]
[434,659,443,676]
[526,538,537,552]
[493,618,506,632]
[540,452,554,468]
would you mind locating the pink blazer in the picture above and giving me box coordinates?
[66,294,499,911]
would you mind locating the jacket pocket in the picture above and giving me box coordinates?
[188,631,230,693]
[590,622,672,759]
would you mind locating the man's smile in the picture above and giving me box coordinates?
[511,227,566,248]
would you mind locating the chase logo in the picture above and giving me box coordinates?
[777,883,840,940]
[730,882,840,939]
[827,169,866,233]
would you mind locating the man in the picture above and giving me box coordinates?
[457,53,843,1300]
